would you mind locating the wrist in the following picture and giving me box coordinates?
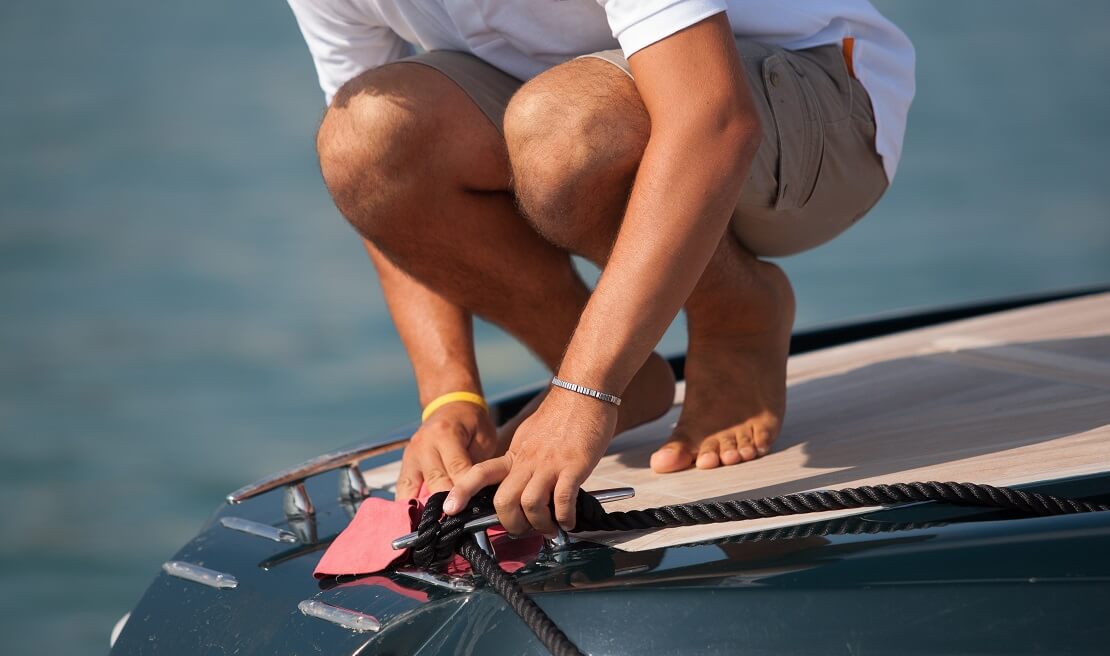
[421,390,488,423]
[557,315,654,395]
[546,382,620,417]
[539,385,620,450]
[417,370,483,408]
[555,348,637,400]
[551,375,622,407]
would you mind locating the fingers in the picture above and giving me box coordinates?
[444,455,564,537]
[494,470,532,536]
[397,442,461,497]
[437,436,474,481]
[421,452,454,494]
[520,473,559,537]
[395,447,424,499]
[501,471,583,536]
[553,474,583,531]
[444,454,512,515]
[419,434,472,494]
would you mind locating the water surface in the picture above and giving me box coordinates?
[0,1,1107,652]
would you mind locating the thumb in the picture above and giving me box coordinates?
[444,454,513,515]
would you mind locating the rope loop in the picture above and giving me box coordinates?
[411,487,498,569]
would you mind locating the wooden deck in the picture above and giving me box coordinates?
[367,292,1110,551]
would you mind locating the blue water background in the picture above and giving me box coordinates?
[1,1,1108,652]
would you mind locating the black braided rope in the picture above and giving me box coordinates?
[412,492,464,568]
[571,481,1110,533]
[412,488,500,569]
[459,538,583,656]
[405,481,1109,656]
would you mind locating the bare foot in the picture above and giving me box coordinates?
[650,256,795,473]
[498,351,676,444]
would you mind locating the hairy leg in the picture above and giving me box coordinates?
[317,63,673,434]
[651,234,794,471]
[505,57,794,472]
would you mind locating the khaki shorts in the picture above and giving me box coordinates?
[401,39,888,258]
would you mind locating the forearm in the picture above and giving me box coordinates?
[558,15,760,394]
[446,15,768,534]
[364,240,482,405]
[558,131,756,393]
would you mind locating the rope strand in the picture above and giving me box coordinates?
[459,539,583,656]
[408,481,1109,655]
[571,481,1108,533]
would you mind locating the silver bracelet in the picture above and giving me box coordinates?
[550,376,622,407]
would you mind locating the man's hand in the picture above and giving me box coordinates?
[397,401,501,498]
[443,389,617,536]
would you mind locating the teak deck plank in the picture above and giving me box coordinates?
[364,293,1110,551]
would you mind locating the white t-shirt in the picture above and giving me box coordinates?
[287,0,914,181]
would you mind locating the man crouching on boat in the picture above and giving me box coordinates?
[289,0,914,535]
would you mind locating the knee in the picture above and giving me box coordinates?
[316,68,435,241]
[504,67,648,247]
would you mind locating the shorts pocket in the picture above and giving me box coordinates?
[761,53,824,211]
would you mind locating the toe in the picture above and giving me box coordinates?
[696,437,722,469]
[735,426,758,461]
[651,438,697,473]
[714,432,741,466]
[753,426,776,457]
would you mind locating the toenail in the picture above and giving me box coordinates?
[722,449,740,462]
[756,445,769,456]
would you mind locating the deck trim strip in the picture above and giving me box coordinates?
[298,600,381,633]
[162,561,238,589]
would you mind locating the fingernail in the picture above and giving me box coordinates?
[443,497,459,514]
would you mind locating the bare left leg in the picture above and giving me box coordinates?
[504,58,794,471]
[317,63,675,436]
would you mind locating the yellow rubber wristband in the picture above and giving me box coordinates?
[421,391,488,422]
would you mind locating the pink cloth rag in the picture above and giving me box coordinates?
[314,492,543,579]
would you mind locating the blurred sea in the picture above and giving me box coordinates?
[1,1,1108,652]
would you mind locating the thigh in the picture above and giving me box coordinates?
[328,51,517,192]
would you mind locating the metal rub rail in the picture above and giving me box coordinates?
[225,430,412,516]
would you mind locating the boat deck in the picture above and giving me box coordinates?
[367,292,1110,551]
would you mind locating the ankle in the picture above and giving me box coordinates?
[687,261,793,335]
